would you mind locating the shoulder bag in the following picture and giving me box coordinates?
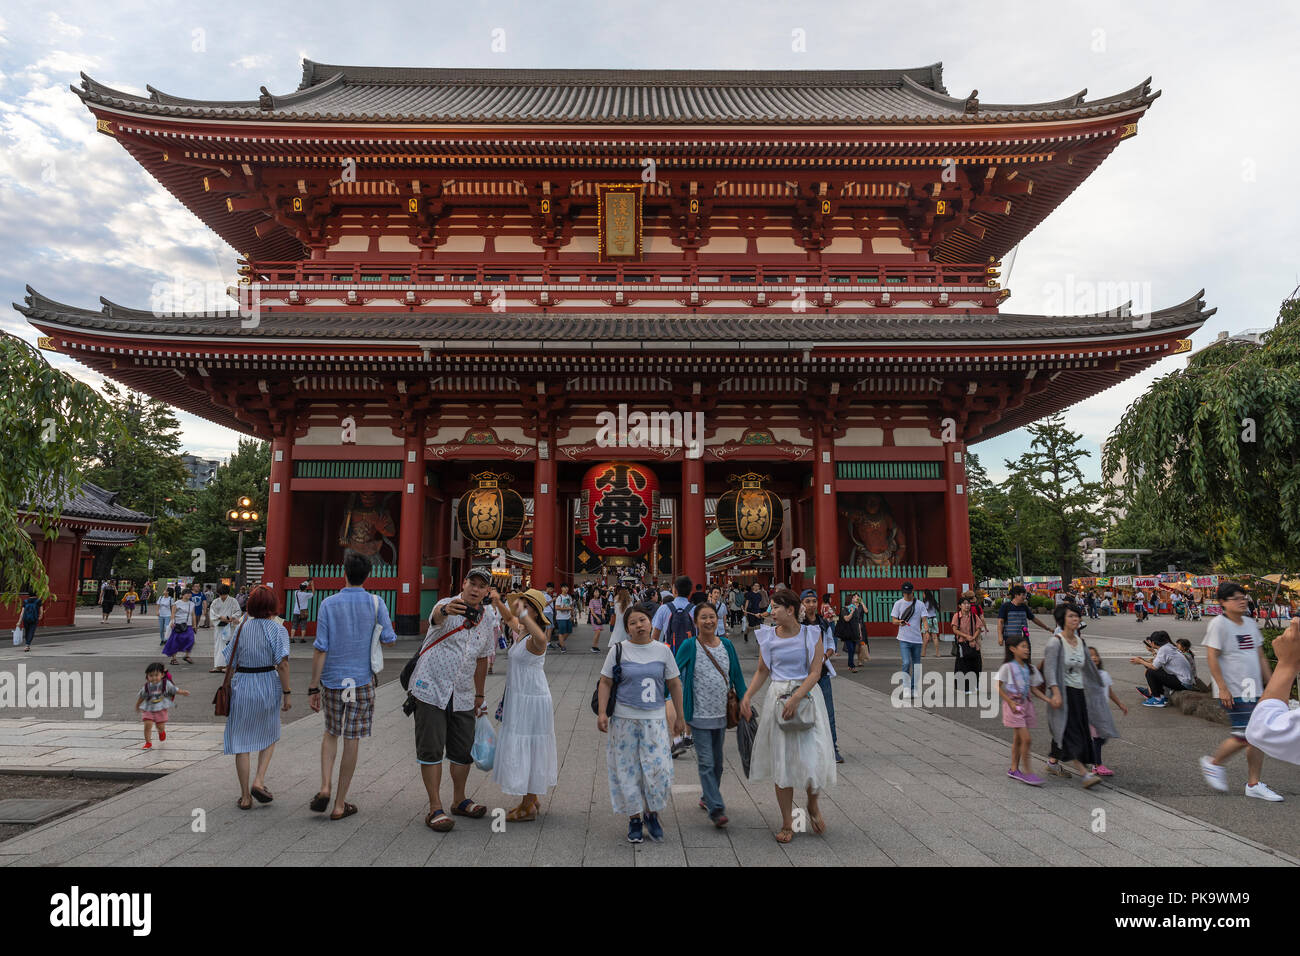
[213,619,246,717]
[369,594,385,675]
[776,627,816,733]
[700,639,740,729]
[590,643,623,716]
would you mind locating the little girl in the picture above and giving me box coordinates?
[136,662,190,749]
[122,586,139,623]
[588,590,605,652]
[1088,646,1128,775]
[1175,639,1199,684]
[996,633,1050,786]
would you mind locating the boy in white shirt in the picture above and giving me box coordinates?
[1199,582,1282,801]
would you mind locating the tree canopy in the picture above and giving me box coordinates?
[1103,293,1300,573]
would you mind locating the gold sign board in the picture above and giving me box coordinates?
[37,336,54,351]
[288,565,310,577]
[597,184,642,261]
[1173,339,1193,354]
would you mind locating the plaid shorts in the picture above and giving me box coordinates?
[321,682,375,739]
[1224,697,1258,739]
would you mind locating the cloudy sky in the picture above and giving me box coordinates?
[2,0,1295,478]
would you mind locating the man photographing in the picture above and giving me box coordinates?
[408,567,500,832]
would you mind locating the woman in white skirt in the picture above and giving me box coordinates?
[740,587,835,844]
[490,589,558,822]
[608,586,633,644]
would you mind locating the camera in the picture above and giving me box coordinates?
[462,603,483,625]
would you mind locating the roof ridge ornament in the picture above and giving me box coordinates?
[964,89,979,114]
[259,86,274,110]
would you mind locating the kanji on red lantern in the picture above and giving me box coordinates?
[579,461,659,565]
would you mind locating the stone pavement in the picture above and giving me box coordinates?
[0,719,225,773]
[0,629,1293,867]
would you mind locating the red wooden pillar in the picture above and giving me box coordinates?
[681,456,706,588]
[946,443,974,595]
[264,429,294,610]
[533,454,557,589]
[429,493,449,596]
[813,428,840,601]
[396,435,425,635]
[790,494,807,593]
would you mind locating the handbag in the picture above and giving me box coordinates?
[212,620,245,717]
[369,594,385,675]
[590,643,622,716]
[776,627,816,733]
[699,639,740,729]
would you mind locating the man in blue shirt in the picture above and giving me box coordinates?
[742,582,768,643]
[652,575,695,757]
[307,552,397,821]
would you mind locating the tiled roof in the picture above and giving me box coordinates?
[16,287,1214,347]
[25,481,152,526]
[74,60,1157,126]
[83,528,143,546]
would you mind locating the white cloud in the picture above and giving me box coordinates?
[229,53,272,70]
[44,12,83,38]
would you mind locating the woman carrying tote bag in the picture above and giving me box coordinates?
[740,588,835,844]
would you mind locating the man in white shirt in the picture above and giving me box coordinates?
[1198,581,1282,801]
[209,584,243,672]
[1247,619,1300,763]
[891,582,924,700]
[290,580,314,643]
[409,567,498,832]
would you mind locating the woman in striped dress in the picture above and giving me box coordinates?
[222,586,292,810]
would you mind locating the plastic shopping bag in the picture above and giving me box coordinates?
[12,625,23,647]
[471,714,496,772]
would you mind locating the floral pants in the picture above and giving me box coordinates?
[606,715,673,816]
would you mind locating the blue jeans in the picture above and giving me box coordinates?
[690,725,727,814]
[158,615,170,644]
[818,672,838,750]
[899,641,923,693]
[843,636,857,669]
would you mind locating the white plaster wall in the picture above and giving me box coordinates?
[296,425,403,446]
[837,427,884,447]
[892,428,941,447]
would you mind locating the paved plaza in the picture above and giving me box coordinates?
[0,615,1294,867]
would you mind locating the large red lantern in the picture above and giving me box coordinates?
[579,461,659,567]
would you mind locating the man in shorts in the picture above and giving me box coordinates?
[410,566,499,832]
[998,585,1051,648]
[308,553,396,820]
[1199,581,1283,801]
[290,580,314,643]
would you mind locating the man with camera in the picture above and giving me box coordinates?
[409,566,500,832]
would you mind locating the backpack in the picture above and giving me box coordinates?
[22,599,39,624]
[662,603,696,653]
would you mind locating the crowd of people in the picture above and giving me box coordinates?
[93,561,1297,844]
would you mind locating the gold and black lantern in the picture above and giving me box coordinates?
[715,472,784,553]
[456,471,525,554]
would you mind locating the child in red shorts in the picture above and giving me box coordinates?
[136,662,190,749]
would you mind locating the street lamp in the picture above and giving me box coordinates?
[227,496,260,590]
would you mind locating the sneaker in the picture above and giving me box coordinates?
[142,742,152,749]
[671,738,688,759]
[158,728,166,742]
[1199,756,1229,792]
[1093,764,1114,777]
[1019,772,1045,786]
[644,811,664,842]
[1142,696,1167,708]
[1081,772,1103,789]
[590,646,601,653]
[627,817,644,843]
[709,809,729,828]
[835,750,845,764]
[1246,782,1284,802]
[1044,761,1069,777]
[1136,686,1151,699]
[900,686,912,700]
[698,798,708,811]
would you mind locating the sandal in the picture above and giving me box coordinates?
[810,811,827,835]
[251,786,273,804]
[183,656,194,664]
[309,792,330,813]
[426,809,454,832]
[238,796,253,810]
[329,802,358,821]
[506,805,538,822]
[452,798,487,818]
[775,828,794,844]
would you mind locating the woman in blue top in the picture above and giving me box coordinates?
[19,593,43,652]
[597,604,685,845]
[222,585,292,810]
[674,602,747,828]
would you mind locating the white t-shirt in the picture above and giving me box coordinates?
[1203,614,1264,700]
[891,598,923,644]
[1153,643,1193,686]
[293,589,312,614]
[756,625,822,682]
[1098,669,1114,693]
[1247,698,1300,764]
[555,594,573,621]
[157,596,173,616]
[995,661,1043,697]
[601,640,679,720]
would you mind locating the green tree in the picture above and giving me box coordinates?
[965,454,1016,582]
[180,438,270,581]
[1103,293,1300,574]
[0,334,123,603]
[1003,413,1111,582]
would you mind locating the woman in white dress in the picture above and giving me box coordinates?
[489,589,558,822]
[608,587,633,644]
[740,587,836,844]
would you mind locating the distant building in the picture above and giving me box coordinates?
[181,454,222,489]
